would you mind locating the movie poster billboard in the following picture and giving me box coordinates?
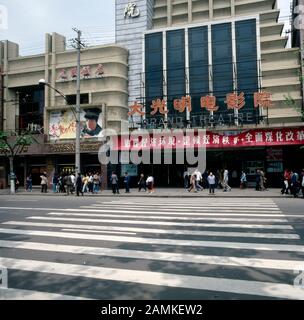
[49,108,103,140]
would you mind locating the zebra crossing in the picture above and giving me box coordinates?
[1,198,304,300]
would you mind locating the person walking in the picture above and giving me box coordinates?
[64,174,73,195]
[291,171,299,198]
[240,171,247,189]
[260,170,266,191]
[183,169,189,189]
[188,174,197,193]
[207,172,216,194]
[26,174,33,192]
[255,169,261,191]
[194,169,203,191]
[301,169,304,199]
[146,175,154,194]
[40,172,48,193]
[124,172,130,193]
[76,173,84,197]
[110,172,120,195]
[52,174,59,193]
[223,169,231,192]
[82,174,89,194]
[138,173,146,192]
[93,172,100,194]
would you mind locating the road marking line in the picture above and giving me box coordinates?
[47,212,289,223]
[0,227,302,247]
[0,239,302,271]
[3,221,297,238]
[65,208,283,214]
[0,288,90,300]
[26,216,294,231]
[83,205,281,212]
[0,257,303,299]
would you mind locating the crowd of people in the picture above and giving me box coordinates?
[184,169,235,194]
[281,169,304,198]
[20,167,304,198]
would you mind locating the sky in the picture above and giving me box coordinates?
[0,0,293,55]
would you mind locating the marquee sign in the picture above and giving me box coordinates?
[115,127,304,151]
[128,92,272,116]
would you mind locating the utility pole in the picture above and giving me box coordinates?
[72,28,85,176]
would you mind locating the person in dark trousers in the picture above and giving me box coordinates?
[63,174,73,195]
[26,174,33,192]
[124,172,130,193]
[291,171,299,198]
[255,169,261,191]
[110,172,120,194]
[207,172,216,194]
[76,173,84,196]
[138,174,146,192]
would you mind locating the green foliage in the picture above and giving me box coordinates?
[0,130,35,157]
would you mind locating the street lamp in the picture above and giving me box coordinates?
[38,79,81,176]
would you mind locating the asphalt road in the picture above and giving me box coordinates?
[0,195,304,300]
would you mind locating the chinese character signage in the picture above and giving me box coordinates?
[57,64,105,81]
[116,128,304,151]
[128,92,273,117]
[49,108,103,140]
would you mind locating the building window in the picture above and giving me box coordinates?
[166,29,186,118]
[145,32,163,118]
[212,23,233,117]
[66,93,89,105]
[235,19,259,123]
[18,88,44,133]
[188,26,209,115]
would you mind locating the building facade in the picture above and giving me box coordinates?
[0,33,129,187]
[115,0,304,187]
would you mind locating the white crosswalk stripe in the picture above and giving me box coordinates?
[0,198,303,300]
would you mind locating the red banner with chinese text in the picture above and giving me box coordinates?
[115,127,304,151]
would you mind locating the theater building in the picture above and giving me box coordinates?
[114,0,304,187]
[0,33,128,188]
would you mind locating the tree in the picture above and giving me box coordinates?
[0,131,36,194]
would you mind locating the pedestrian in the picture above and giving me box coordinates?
[255,169,261,191]
[15,177,20,192]
[138,173,147,192]
[26,174,33,192]
[240,171,247,189]
[40,172,48,193]
[99,172,103,192]
[52,174,59,193]
[194,169,203,191]
[82,174,89,194]
[64,174,73,195]
[281,171,289,195]
[223,169,231,192]
[76,173,84,197]
[260,169,266,191]
[188,174,197,193]
[110,171,120,194]
[124,172,130,193]
[88,173,94,193]
[183,169,189,189]
[70,172,76,194]
[93,172,100,194]
[146,174,154,194]
[301,169,304,199]
[207,172,216,194]
[291,171,299,198]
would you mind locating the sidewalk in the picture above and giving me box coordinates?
[0,187,297,198]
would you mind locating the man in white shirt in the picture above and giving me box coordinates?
[194,169,203,191]
[207,172,216,194]
[146,175,154,194]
